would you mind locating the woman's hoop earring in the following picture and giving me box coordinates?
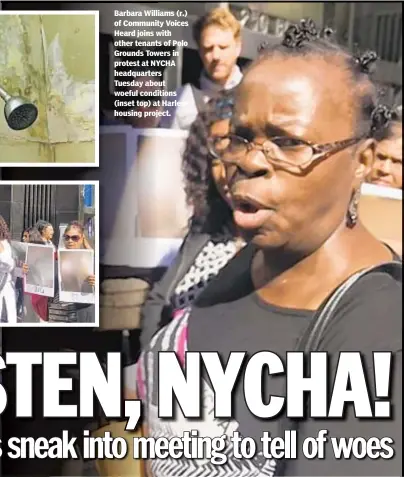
[347,187,361,228]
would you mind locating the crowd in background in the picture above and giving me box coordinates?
[0,216,96,324]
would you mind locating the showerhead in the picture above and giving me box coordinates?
[0,85,38,131]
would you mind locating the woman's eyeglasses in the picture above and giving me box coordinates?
[208,134,364,172]
[63,234,81,242]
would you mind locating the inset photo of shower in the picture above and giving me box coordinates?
[0,11,99,166]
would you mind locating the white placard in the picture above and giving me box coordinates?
[58,224,68,249]
[100,128,191,268]
[24,244,55,297]
[11,241,28,277]
[58,249,95,304]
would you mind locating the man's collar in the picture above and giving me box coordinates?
[199,65,243,94]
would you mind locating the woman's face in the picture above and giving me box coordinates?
[369,125,402,189]
[22,231,29,243]
[224,56,373,252]
[210,118,232,205]
[63,226,84,249]
[43,225,54,241]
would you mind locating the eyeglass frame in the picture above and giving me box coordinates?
[207,134,366,171]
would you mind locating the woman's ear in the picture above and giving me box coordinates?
[354,138,375,182]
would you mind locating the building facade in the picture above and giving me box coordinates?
[0,184,83,242]
[330,2,402,104]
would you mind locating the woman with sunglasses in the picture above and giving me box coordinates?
[61,221,95,288]
[22,222,95,323]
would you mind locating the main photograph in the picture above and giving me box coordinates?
[0,2,402,477]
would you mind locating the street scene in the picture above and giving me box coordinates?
[0,182,97,325]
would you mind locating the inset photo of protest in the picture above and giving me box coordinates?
[0,11,99,165]
[0,181,98,326]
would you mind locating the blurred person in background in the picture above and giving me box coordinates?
[36,220,55,249]
[16,227,40,319]
[137,91,244,352]
[367,106,402,189]
[0,215,17,323]
[22,227,50,322]
[21,226,36,243]
[124,92,241,400]
[160,7,243,129]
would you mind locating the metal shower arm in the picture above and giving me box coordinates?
[0,85,11,102]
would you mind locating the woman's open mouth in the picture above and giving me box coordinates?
[232,196,275,230]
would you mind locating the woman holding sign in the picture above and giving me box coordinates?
[0,215,17,323]
[59,221,95,290]
[22,222,96,323]
[51,221,96,322]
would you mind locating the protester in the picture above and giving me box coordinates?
[22,227,51,322]
[160,7,243,129]
[136,20,402,477]
[367,105,402,189]
[138,91,242,351]
[0,215,17,323]
[49,220,95,323]
[62,220,93,253]
[21,226,35,243]
[15,228,38,319]
[27,227,45,244]
[61,221,95,288]
[22,221,96,323]
[36,219,55,249]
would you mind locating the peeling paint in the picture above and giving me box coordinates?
[0,14,96,163]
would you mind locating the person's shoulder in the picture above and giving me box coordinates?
[194,243,255,308]
[324,269,402,351]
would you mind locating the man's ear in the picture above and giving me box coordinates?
[354,138,375,183]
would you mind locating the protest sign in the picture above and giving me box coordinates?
[24,244,54,297]
[10,241,28,278]
[101,128,191,268]
[58,224,68,249]
[58,249,95,304]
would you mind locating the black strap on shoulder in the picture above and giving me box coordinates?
[276,260,402,475]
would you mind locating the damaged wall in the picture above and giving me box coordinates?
[0,13,96,163]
